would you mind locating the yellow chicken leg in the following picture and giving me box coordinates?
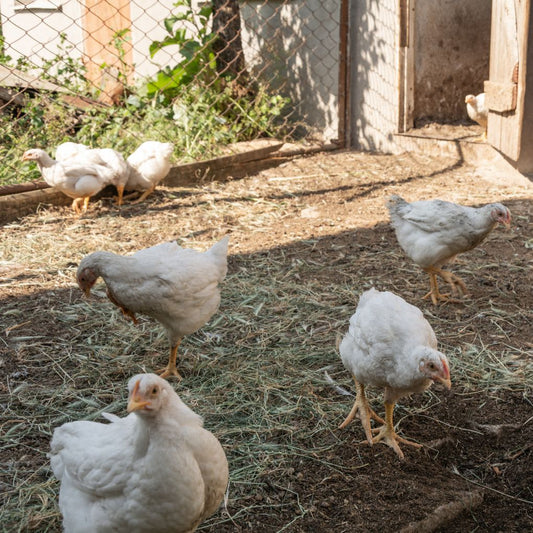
[115,185,125,207]
[130,185,156,205]
[423,266,465,305]
[371,401,422,460]
[339,378,384,444]
[158,339,183,380]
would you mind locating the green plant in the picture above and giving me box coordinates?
[145,0,217,100]
[40,34,88,93]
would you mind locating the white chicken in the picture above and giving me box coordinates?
[21,148,120,213]
[465,93,488,140]
[49,373,229,533]
[55,142,130,206]
[125,141,174,204]
[338,289,451,459]
[76,236,229,379]
[55,142,90,161]
[387,195,511,305]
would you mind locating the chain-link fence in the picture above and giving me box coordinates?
[0,0,341,186]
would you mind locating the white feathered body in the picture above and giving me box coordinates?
[55,142,90,161]
[340,289,445,403]
[387,195,506,269]
[49,377,228,532]
[126,141,174,192]
[56,143,130,191]
[25,149,115,200]
[77,236,229,343]
[465,93,488,128]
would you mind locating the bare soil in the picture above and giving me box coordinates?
[1,148,532,532]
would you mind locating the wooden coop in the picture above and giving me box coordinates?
[342,0,533,177]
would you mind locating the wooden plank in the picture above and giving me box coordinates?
[82,0,133,101]
[0,142,339,223]
[0,64,68,92]
[164,140,284,187]
[337,0,349,147]
[398,0,415,133]
[0,87,26,106]
[484,80,517,111]
[486,0,524,160]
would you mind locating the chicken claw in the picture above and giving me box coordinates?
[371,402,422,460]
[339,379,384,444]
[423,267,466,305]
[157,340,183,380]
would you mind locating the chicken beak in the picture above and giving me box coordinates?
[82,286,91,297]
[127,380,151,412]
[435,358,451,390]
[435,376,452,390]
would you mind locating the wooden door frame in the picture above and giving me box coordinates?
[398,0,414,133]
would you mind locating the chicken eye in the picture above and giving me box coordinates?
[151,387,158,395]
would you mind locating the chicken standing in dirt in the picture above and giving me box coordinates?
[49,373,229,532]
[76,236,229,379]
[125,141,174,204]
[387,195,511,304]
[55,142,130,206]
[22,148,127,214]
[339,289,451,459]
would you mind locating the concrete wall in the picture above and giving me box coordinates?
[414,0,492,123]
[348,0,400,152]
[0,1,84,67]
[241,0,340,142]
[0,0,195,81]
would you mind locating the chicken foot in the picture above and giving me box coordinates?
[339,378,384,444]
[371,401,422,460]
[158,339,183,380]
[129,185,156,205]
[71,196,91,214]
[423,266,466,305]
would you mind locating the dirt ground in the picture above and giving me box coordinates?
[1,147,532,532]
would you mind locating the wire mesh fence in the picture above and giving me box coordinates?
[0,0,341,186]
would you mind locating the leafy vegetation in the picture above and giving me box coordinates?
[0,0,292,187]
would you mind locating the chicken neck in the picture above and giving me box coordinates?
[371,401,422,460]
[339,378,384,444]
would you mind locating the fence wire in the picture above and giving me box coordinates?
[0,0,341,186]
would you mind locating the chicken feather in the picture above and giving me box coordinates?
[22,148,128,212]
[339,289,451,459]
[125,141,174,203]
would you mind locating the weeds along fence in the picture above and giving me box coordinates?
[0,0,342,186]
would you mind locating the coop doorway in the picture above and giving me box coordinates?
[398,0,493,143]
